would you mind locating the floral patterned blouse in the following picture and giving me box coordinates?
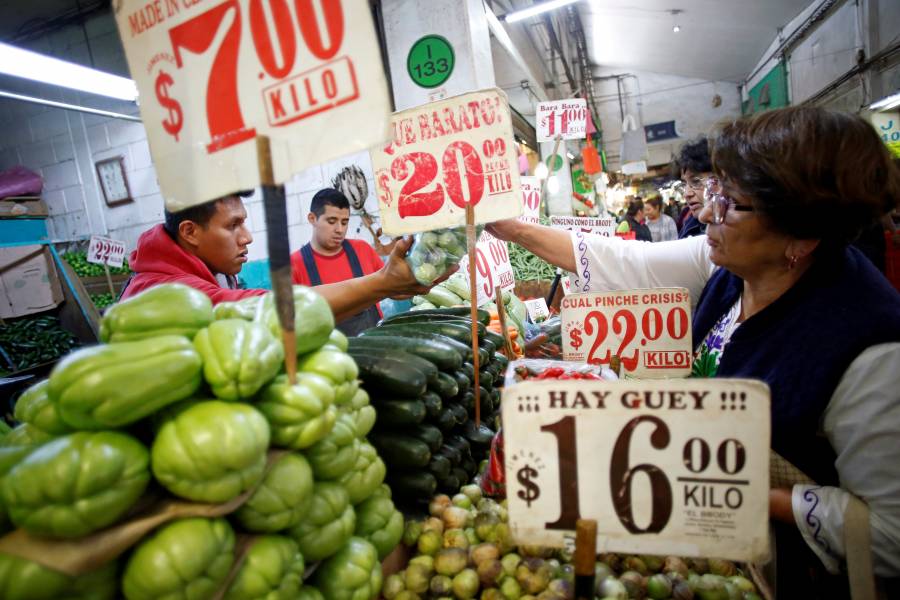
[691,298,742,377]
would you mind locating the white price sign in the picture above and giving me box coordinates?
[524,297,550,322]
[561,289,693,378]
[372,89,523,235]
[536,99,587,142]
[115,0,391,211]
[458,230,516,307]
[503,378,771,561]
[550,215,615,238]
[519,176,541,224]
[87,236,127,269]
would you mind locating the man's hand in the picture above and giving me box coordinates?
[380,236,459,300]
[486,219,524,242]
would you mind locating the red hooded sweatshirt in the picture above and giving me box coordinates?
[120,224,267,304]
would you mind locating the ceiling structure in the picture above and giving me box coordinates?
[580,0,814,83]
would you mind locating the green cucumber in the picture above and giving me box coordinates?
[347,348,437,385]
[351,354,427,397]
[451,468,469,486]
[424,286,464,308]
[408,424,443,452]
[347,336,462,371]
[382,307,490,327]
[479,337,496,355]
[421,391,442,419]
[369,433,431,468]
[360,329,472,363]
[373,322,473,346]
[433,408,457,432]
[374,399,426,426]
[479,369,494,390]
[483,329,506,350]
[436,474,460,494]
[429,371,459,400]
[492,352,509,371]
[436,444,461,466]
[428,454,452,479]
[387,471,437,500]
[447,403,468,425]
[460,362,475,381]
[459,420,495,449]
[450,370,470,395]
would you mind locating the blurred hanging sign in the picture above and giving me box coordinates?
[871,112,900,158]
[113,0,391,211]
[372,88,523,235]
[536,99,587,142]
[519,176,541,224]
[644,120,679,142]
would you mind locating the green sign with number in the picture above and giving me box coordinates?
[407,35,454,88]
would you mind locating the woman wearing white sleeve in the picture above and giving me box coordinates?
[489,107,900,598]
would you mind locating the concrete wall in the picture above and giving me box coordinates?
[591,68,742,171]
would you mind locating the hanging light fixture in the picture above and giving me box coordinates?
[671,10,683,33]
[535,161,549,179]
[547,175,560,194]
[504,0,581,23]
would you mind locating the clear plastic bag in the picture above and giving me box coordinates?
[503,358,617,387]
[405,224,484,285]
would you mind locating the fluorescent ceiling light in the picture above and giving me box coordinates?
[870,91,900,111]
[504,0,581,23]
[0,43,138,102]
[566,151,575,160]
[547,175,560,194]
[535,162,549,179]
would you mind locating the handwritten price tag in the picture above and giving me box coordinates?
[525,297,550,322]
[503,378,771,561]
[458,230,516,307]
[561,289,693,378]
[115,0,390,210]
[519,176,541,224]
[87,236,127,269]
[536,99,587,142]
[550,215,615,237]
[371,89,523,235]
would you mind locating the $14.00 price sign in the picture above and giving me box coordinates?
[371,89,523,235]
[459,229,516,307]
[114,0,390,210]
[503,378,771,561]
[519,176,541,224]
[87,236,127,269]
[536,99,587,142]
[562,289,693,378]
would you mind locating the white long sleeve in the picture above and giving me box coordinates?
[792,343,900,577]
[568,231,716,308]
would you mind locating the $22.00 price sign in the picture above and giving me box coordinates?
[114,0,390,210]
[458,229,516,307]
[536,99,587,142]
[562,289,693,378]
[371,89,523,235]
[503,378,771,561]
[87,236,127,269]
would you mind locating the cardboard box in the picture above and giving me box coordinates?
[0,196,49,218]
[0,245,64,318]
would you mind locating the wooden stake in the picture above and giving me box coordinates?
[466,202,481,427]
[574,519,598,600]
[494,287,515,358]
[102,263,115,297]
[257,136,297,384]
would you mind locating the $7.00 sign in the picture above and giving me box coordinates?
[502,378,771,561]
[458,229,516,307]
[562,288,693,378]
[536,99,587,142]
[87,236,127,269]
[114,0,390,210]
[371,89,523,235]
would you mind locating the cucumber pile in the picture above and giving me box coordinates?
[348,307,508,504]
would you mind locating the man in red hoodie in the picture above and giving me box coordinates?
[122,192,443,321]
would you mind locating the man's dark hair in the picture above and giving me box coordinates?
[626,198,644,218]
[645,195,663,210]
[310,188,350,218]
[163,190,253,238]
[674,136,713,174]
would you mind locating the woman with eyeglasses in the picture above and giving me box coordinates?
[675,136,713,238]
[487,106,900,596]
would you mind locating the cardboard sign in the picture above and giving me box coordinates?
[502,378,771,562]
[550,215,615,238]
[458,229,516,307]
[114,0,391,211]
[372,89,523,235]
[536,99,587,142]
[561,289,693,378]
[519,176,541,224]
[87,235,127,269]
[524,297,550,322]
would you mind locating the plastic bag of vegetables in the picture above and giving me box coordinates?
[406,225,483,286]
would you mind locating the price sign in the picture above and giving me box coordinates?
[458,230,516,307]
[536,99,587,142]
[503,378,771,561]
[561,275,573,296]
[87,235,127,268]
[114,0,391,211]
[561,289,692,378]
[550,216,615,238]
[525,297,550,322]
[371,89,523,235]
[519,176,541,224]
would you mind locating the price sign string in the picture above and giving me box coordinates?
[465,202,481,427]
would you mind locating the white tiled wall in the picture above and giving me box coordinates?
[0,9,382,260]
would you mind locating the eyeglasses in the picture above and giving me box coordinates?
[703,178,755,224]
[682,176,709,191]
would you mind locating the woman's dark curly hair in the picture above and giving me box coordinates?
[674,136,712,174]
[712,107,900,244]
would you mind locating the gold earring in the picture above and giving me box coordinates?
[788,255,797,270]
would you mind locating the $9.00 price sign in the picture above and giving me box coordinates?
[562,289,692,378]
[114,0,390,210]
[458,229,516,307]
[87,236,127,269]
[371,89,523,235]
[503,378,771,561]
[536,99,587,142]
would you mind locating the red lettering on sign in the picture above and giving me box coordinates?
[392,152,443,218]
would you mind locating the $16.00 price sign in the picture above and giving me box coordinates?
[114,0,390,210]
[458,229,516,307]
[87,236,127,269]
[536,99,587,142]
[503,378,771,561]
[562,289,693,378]
[371,89,523,235]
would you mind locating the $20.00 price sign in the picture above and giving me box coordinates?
[115,0,390,210]
[87,236,127,269]
[458,229,515,307]
[562,289,693,378]
[372,89,523,235]
[536,99,587,142]
[503,378,771,561]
